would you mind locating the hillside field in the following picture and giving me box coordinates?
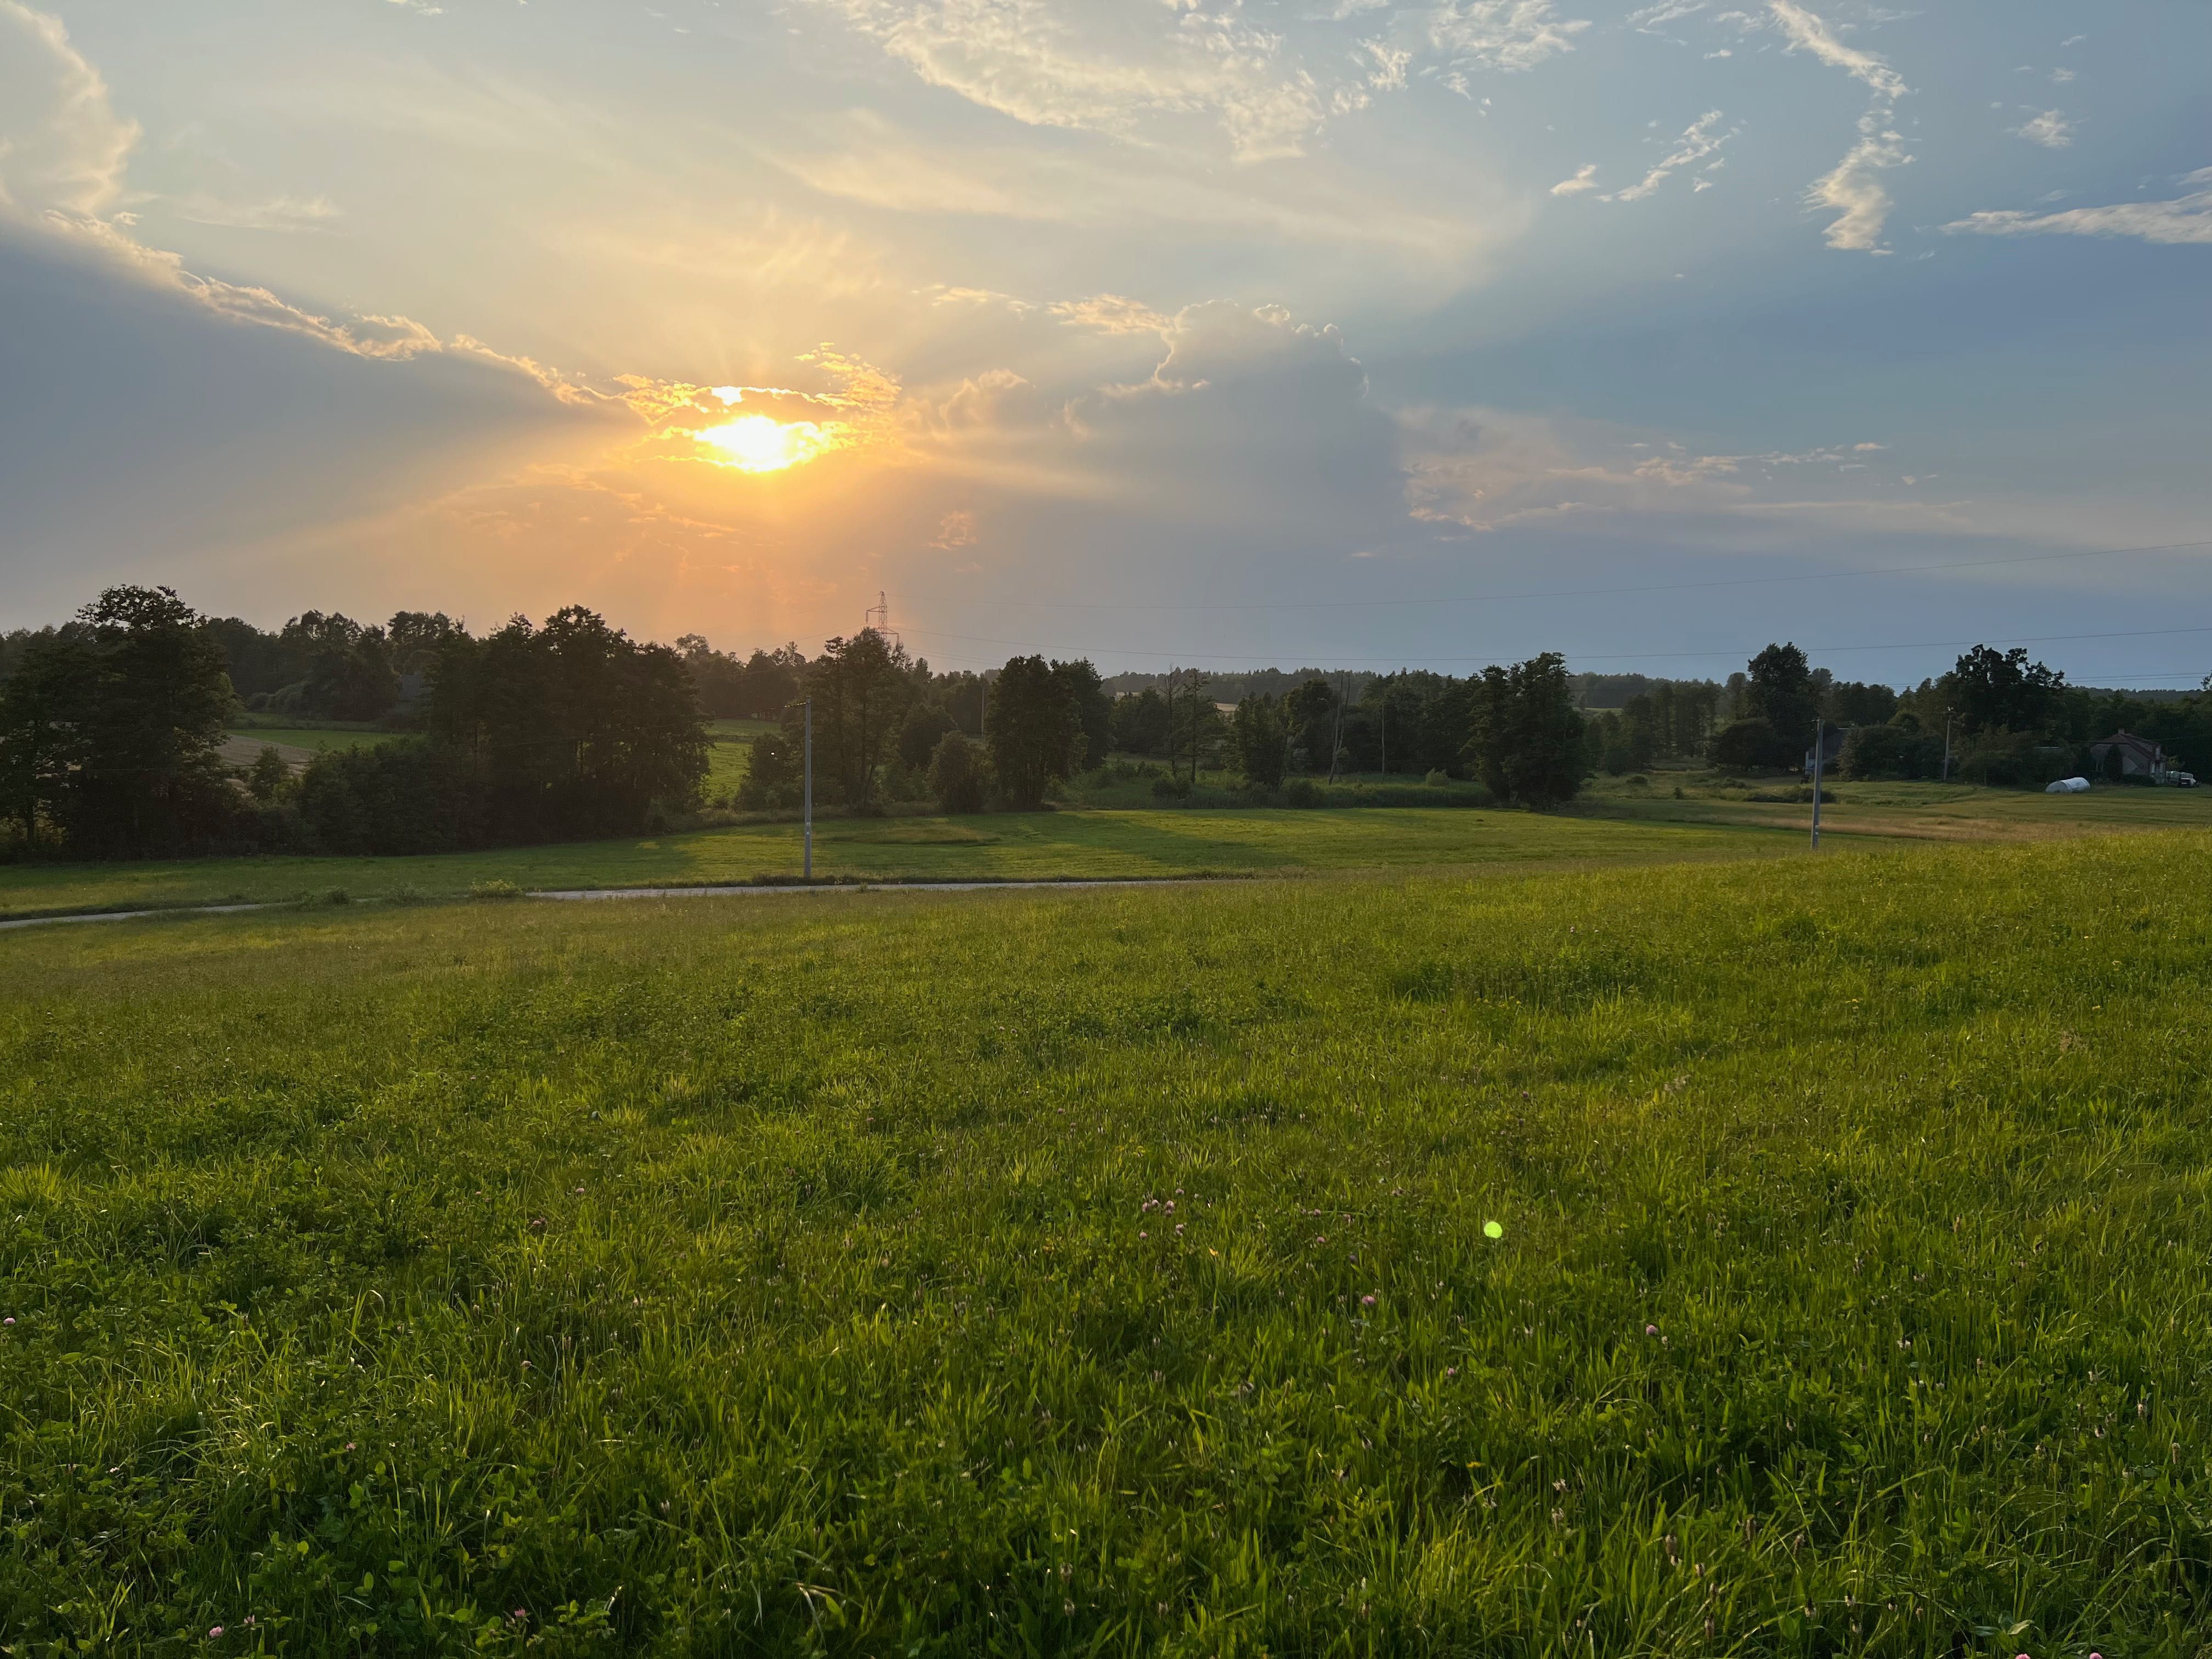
[4,780,2208,922]
[3,833,2211,1652]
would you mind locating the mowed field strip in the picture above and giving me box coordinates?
[3,832,2211,1650]
[4,781,2209,922]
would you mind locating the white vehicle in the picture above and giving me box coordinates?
[2171,771,2199,788]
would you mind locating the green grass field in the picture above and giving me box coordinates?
[223,727,394,755]
[0,808,1780,919]
[3,834,2210,1652]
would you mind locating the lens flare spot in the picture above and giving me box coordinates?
[694,414,842,472]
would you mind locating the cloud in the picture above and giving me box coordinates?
[1550,162,1599,196]
[1602,110,1733,201]
[930,508,979,548]
[1048,294,1176,335]
[168,193,345,232]
[811,0,1586,162]
[1944,170,2212,246]
[2012,109,2073,149]
[1767,0,1910,252]
[814,0,1331,161]
[1402,408,1911,532]
[0,0,139,217]
[1425,1,1591,75]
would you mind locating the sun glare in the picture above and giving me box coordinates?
[694,414,841,473]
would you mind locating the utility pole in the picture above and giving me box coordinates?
[1941,709,1954,783]
[802,697,814,881]
[1328,672,1347,782]
[1809,716,1824,850]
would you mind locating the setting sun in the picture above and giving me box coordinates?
[693,414,842,473]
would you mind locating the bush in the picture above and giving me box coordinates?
[296,740,489,856]
[1709,717,1781,773]
[1424,769,1450,787]
[1151,775,1193,802]
[928,732,987,815]
[1839,723,1939,781]
[1283,778,1323,808]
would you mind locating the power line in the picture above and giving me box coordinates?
[895,620,2212,670]
[887,537,2212,616]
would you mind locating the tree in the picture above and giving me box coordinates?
[0,631,97,849]
[1109,689,1171,757]
[1825,679,1898,728]
[245,745,292,804]
[1052,659,1111,771]
[986,654,1082,808]
[1284,678,1338,772]
[26,586,240,855]
[928,731,987,814]
[1709,717,1776,774]
[1743,644,1818,758]
[802,630,916,808]
[281,611,400,721]
[429,605,707,839]
[1465,652,1584,806]
[1943,645,2063,736]
[1229,694,1290,787]
[898,702,957,771]
[737,730,802,809]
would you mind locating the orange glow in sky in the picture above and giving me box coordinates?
[693,414,843,473]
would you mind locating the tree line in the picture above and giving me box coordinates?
[4,584,2202,861]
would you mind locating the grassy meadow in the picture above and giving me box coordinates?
[0,808,1774,920]
[4,833,2212,1652]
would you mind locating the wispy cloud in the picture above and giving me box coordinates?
[2012,109,2073,149]
[1049,294,1176,335]
[1946,169,2212,246]
[1767,0,1910,252]
[1550,162,1599,196]
[1602,110,1733,201]
[0,0,139,216]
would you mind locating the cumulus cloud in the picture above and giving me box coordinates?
[1767,0,1911,252]
[2012,109,2073,149]
[1602,110,1733,201]
[1944,169,2212,246]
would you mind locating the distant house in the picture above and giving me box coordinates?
[2089,730,2167,781]
[1801,725,1846,776]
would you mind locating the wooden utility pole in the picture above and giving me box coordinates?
[803,697,814,879]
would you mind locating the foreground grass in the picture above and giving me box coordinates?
[3,836,2211,1653]
[0,808,1769,918]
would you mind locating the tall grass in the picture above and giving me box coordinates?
[1,834,2209,1654]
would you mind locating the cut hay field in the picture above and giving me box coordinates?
[4,834,2211,1652]
[0,808,1774,920]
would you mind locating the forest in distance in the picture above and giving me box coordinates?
[3,586,2208,864]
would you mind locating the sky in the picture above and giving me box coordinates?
[2,0,2207,686]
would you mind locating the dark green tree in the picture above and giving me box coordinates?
[1942,645,2063,736]
[1743,643,1819,759]
[800,629,916,808]
[1109,689,1171,757]
[1284,678,1338,772]
[986,654,1082,808]
[1229,693,1290,787]
[1052,659,1111,771]
[928,731,987,814]
[1465,652,1584,806]
[898,701,957,771]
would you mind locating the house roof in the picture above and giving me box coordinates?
[2092,729,2163,760]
